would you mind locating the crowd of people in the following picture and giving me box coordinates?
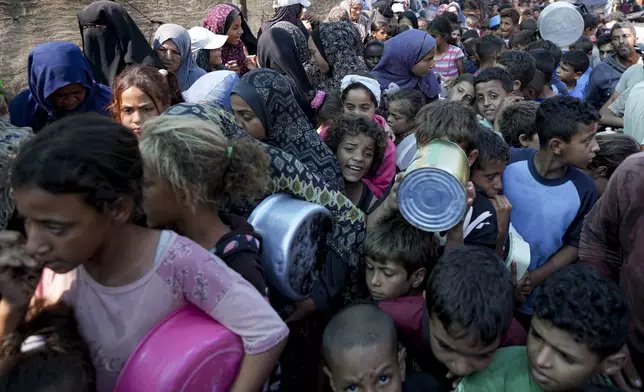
[0,0,643,391]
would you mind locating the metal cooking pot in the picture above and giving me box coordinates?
[398,139,469,232]
[248,193,332,301]
[538,2,584,48]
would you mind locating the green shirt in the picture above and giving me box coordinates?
[455,347,543,392]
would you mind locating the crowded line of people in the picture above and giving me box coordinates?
[0,0,644,391]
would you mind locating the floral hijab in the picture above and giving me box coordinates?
[306,21,368,92]
[232,69,344,191]
[203,4,251,75]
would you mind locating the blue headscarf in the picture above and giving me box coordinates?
[9,42,112,132]
[371,29,440,100]
[182,70,240,110]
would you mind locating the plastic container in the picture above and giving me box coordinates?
[398,139,469,232]
[114,305,243,392]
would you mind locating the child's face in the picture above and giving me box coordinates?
[366,258,423,301]
[325,342,405,392]
[387,101,414,136]
[141,167,183,230]
[447,81,475,105]
[500,17,516,38]
[374,27,389,41]
[451,29,462,44]
[476,80,509,122]
[527,317,604,391]
[364,45,384,71]
[555,62,578,84]
[411,48,436,77]
[118,86,163,136]
[558,122,599,170]
[427,314,500,377]
[13,186,117,274]
[470,159,508,197]
[343,87,377,120]
[336,133,376,184]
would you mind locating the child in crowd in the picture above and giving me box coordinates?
[496,50,536,94]
[364,40,385,71]
[322,304,441,392]
[371,20,390,41]
[0,114,288,392]
[527,40,568,97]
[138,116,270,294]
[109,65,184,135]
[466,128,511,256]
[499,8,520,42]
[571,36,594,58]
[324,114,387,213]
[528,49,558,102]
[509,30,536,51]
[0,304,95,392]
[475,35,506,74]
[429,16,464,79]
[446,74,475,105]
[314,89,343,132]
[502,96,599,329]
[463,37,480,75]
[456,265,629,391]
[319,73,396,198]
[519,18,537,33]
[498,100,540,149]
[365,212,438,346]
[557,50,591,99]
[475,67,514,130]
[461,29,479,46]
[585,133,641,196]
[386,89,427,145]
[425,246,526,384]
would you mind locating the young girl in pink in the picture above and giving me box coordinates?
[318,73,396,198]
[0,114,288,392]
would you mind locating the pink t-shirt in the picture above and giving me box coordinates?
[433,45,465,79]
[37,231,289,392]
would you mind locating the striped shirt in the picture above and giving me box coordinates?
[433,45,464,79]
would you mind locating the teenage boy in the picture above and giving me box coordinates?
[497,50,536,93]
[529,49,558,102]
[502,96,599,329]
[456,264,629,392]
[586,22,640,110]
[322,304,442,392]
[499,8,520,43]
[475,35,506,74]
[509,30,536,51]
[475,67,514,130]
[498,101,540,149]
[527,40,569,97]
[557,50,591,99]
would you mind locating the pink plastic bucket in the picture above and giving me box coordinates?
[114,305,243,392]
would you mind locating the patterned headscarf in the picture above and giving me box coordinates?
[162,102,365,303]
[271,22,310,65]
[339,0,370,40]
[203,4,250,75]
[0,123,32,230]
[232,69,344,191]
[306,21,368,92]
[153,24,206,92]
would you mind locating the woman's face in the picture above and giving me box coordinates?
[350,4,363,21]
[343,87,377,120]
[226,15,243,45]
[156,39,182,73]
[411,47,436,77]
[230,94,266,139]
[447,80,475,105]
[308,36,330,74]
[118,86,163,136]
[49,83,87,112]
[209,48,223,66]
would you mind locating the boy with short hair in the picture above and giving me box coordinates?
[322,304,442,392]
[456,264,629,391]
[475,67,514,130]
[425,246,526,380]
[498,101,540,149]
[529,48,558,102]
[502,95,599,328]
[475,35,506,73]
[509,30,536,51]
[497,50,536,93]
[527,39,569,97]
[500,8,520,42]
[557,50,591,99]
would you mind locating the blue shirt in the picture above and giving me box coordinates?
[502,148,597,314]
[567,67,592,99]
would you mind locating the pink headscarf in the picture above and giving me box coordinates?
[203,4,249,75]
